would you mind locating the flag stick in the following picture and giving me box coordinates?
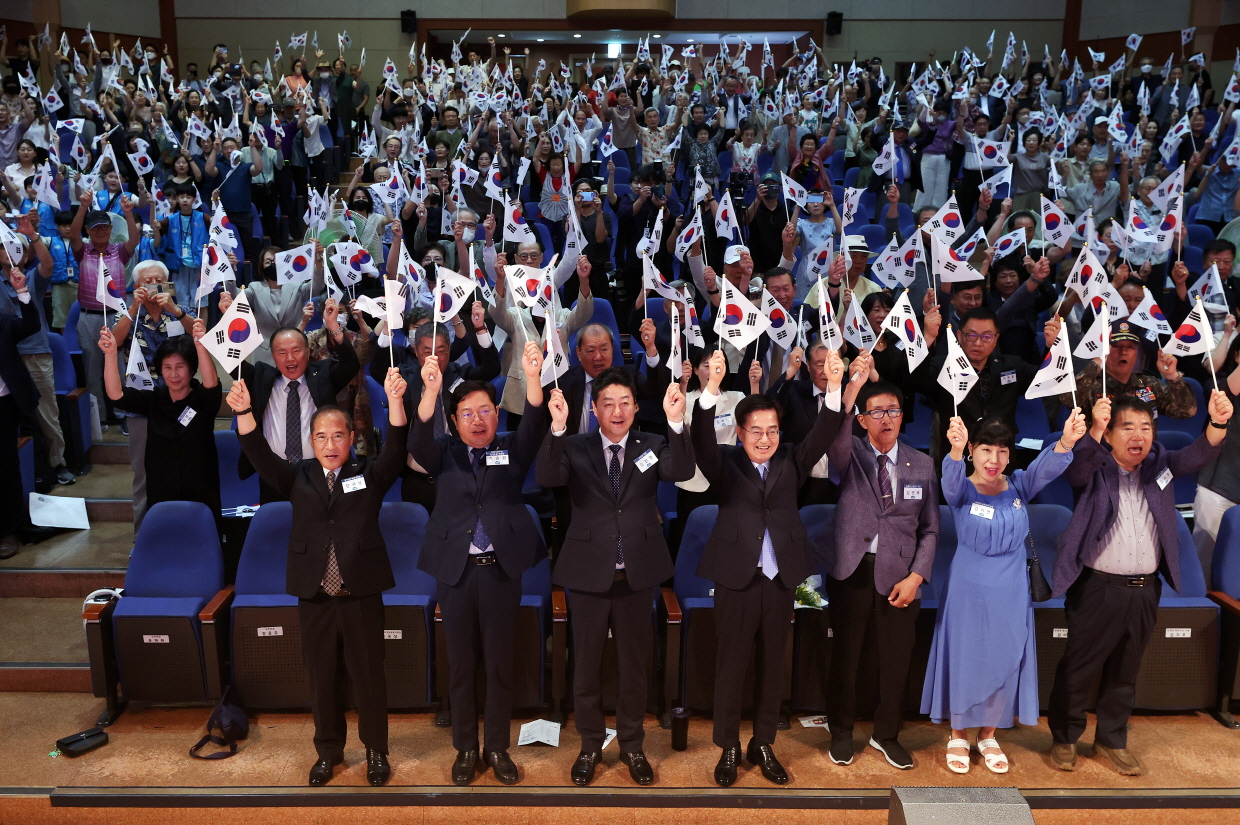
[99,252,107,330]
[1208,344,1219,391]
[1101,301,1107,400]
[550,285,561,391]
[199,244,208,317]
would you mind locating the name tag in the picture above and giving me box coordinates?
[903,484,923,500]
[1156,468,1173,490]
[634,449,659,473]
[177,407,197,426]
[970,502,995,519]
[485,450,509,466]
[341,475,367,493]
[714,413,734,428]
[448,377,464,393]
[1000,370,1017,386]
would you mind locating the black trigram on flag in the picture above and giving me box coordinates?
[1055,355,1068,370]
[726,328,742,339]
[214,330,226,345]
[745,315,757,327]
[235,302,251,315]
[226,347,242,359]
[1082,340,1101,353]
[452,285,468,299]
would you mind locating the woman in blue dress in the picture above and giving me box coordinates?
[922,410,1087,774]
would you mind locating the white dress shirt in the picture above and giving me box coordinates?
[810,386,842,478]
[263,373,316,461]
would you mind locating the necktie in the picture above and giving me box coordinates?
[757,463,778,579]
[433,389,447,438]
[609,444,624,567]
[896,149,905,184]
[586,380,598,432]
[285,380,303,461]
[470,447,490,552]
[321,471,344,595]
[877,454,893,512]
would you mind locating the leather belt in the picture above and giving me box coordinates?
[1085,568,1156,587]
[468,553,498,565]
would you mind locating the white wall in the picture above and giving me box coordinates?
[1078,0,1190,42]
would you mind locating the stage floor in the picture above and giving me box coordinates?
[3,691,1240,823]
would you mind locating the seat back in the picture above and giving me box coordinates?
[673,506,718,604]
[567,298,624,366]
[1158,376,1206,436]
[215,430,259,509]
[1155,431,1199,505]
[47,333,78,394]
[64,303,82,352]
[1028,504,1073,584]
[381,502,434,595]
[125,502,224,599]
[923,505,957,603]
[367,374,389,443]
[1212,505,1240,596]
[857,224,886,254]
[1167,511,1208,599]
[800,504,836,577]
[234,502,294,595]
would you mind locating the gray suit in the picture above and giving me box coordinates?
[230,274,325,366]
[820,418,938,742]
[489,293,593,415]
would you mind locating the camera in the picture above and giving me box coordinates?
[581,191,595,202]
[652,185,665,198]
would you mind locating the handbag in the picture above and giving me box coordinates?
[189,686,249,759]
[56,727,109,757]
[1026,528,1052,602]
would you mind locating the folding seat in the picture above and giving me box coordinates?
[380,502,435,708]
[1156,376,1206,438]
[214,430,262,582]
[1208,504,1240,726]
[48,332,92,473]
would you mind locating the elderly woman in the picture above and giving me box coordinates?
[923,411,1087,774]
[109,259,199,527]
[99,316,221,530]
[1009,129,1050,212]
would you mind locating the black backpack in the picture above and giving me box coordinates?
[190,686,249,759]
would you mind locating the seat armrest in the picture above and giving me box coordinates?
[200,586,235,622]
[434,603,443,622]
[66,387,88,401]
[552,587,567,622]
[661,587,681,624]
[1209,590,1240,616]
[83,594,119,622]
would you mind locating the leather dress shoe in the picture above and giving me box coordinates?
[746,742,788,784]
[0,536,17,560]
[366,749,391,786]
[1050,742,1076,771]
[484,749,519,784]
[452,750,480,785]
[714,746,740,787]
[571,750,602,786]
[619,750,654,785]
[308,755,342,786]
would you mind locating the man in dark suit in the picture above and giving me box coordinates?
[692,348,863,786]
[1048,393,1233,776]
[228,366,409,788]
[238,299,360,503]
[409,341,550,786]
[823,368,939,770]
[0,269,40,559]
[769,343,842,505]
[557,321,669,437]
[386,315,500,510]
[537,369,694,786]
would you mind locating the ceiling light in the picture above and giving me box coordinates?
[537,38,545,42]
[573,33,582,38]
[687,38,695,43]
[497,33,505,38]
[652,34,661,38]
[607,42,621,58]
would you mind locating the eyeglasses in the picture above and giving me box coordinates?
[744,427,782,439]
[514,252,541,262]
[861,409,904,420]
[313,434,349,446]
[961,332,997,344]
[456,408,495,424]
[455,221,477,230]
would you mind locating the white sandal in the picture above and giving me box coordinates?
[977,738,1009,774]
[945,738,970,774]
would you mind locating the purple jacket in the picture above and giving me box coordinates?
[1053,433,1222,596]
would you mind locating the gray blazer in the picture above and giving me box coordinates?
[822,417,939,595]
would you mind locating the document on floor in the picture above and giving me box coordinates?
[518,719,562,747]
[603,728,617,749]
[798,715,830,728]
[29,494,90,530]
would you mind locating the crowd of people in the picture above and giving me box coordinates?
[4,22,1240,787]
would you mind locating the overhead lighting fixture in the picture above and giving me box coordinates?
[607,42,621,58]
[652,34,661,38]
[573,33,582,38]
[497,33,505,38]
[537,38,545,42]
[687,38,695,43]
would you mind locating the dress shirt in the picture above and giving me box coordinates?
[601,430,632,569]
[811,386,842,478]
[753,461,777,578]
[868,439,899,554]
[263,373,316,462]
[1085,467,1161,575]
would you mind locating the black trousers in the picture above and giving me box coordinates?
[252,183,278,247]
[400,468,437,512]
[298,591,388,760]
[438,560,522,753]
[1048,569,1161,749]
[224,208,259,283]
[568,576,656,753]
[0,396,25,538]
[825,555,920,742]
[712,572,793,748]
[956,168,983,226]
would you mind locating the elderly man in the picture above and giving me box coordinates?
[112,260,197,530]
[1049,393,1233,776]
[686,242,767,389]
[237,304,360,503]
[800,235,883,315]
[1064,158,1130,229]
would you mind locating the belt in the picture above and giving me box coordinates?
[318,587,351,596]
[468,552,498,565]
[1085,568,1157,587]
[614,569,627,582]
[79,308,104,314]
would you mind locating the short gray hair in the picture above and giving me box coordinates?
[133,259,169,282]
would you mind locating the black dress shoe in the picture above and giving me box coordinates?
[746,742,788,784]
[571,750,602,786]
[308,756,341,786]
[714,746,740,787]
[484,749,519,784]
[619,751,654,785]
[452,750,479,785]
[366,749,391,786]
[828,734,854,766]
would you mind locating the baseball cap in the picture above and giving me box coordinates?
[723,244,750,265]
[1093,116,1108,125]
[1109,320,1141,345]
[891,122,909,132]
[760,171,780,184]
[84,210,112,229]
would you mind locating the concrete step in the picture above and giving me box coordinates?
[0,597,91,691]
[89,442,129,465]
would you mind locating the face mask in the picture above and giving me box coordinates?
[351,199,369,212]
[1141,65,1152,73]
[320,72,330,80]
[460,227,476,244]
[145,52,156,61]
[262,263,277,280]
[934,114,946,124]
[254,73,264,82]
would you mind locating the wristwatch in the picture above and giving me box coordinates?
[1209,419,1229,430]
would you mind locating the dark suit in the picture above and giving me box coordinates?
[410,399,550,753]
[769,376,839,505]
[692,394,841,749]
[237,421,408,761]
[821,422,938,742]
[239,337,361,503]
[536,424,694,752]
[382,338,500,510]
[0,297,40,538]
[1048,433,1222,749]
[552,363,671,438]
